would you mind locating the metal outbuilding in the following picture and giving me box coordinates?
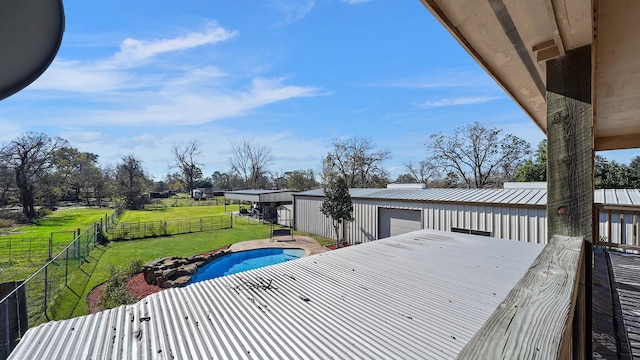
[294,188,640,245]
[225,190,294,221]
[8,229,545,359]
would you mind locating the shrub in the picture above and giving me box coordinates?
[124,258,142,276]
[0,210,29,224]
[100,258,142,309]
[0,219,12,228]
[39,208,54,216]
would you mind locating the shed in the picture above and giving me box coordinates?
[276,204,293,227]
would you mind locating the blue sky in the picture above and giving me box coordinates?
[2,0,635,180]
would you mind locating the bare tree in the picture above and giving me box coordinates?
[229,138,273,189]
[325,137,391,188]
[1,133,67,216]
[404,159,439,185]
[171,139,202,197]
[429,122,531,188]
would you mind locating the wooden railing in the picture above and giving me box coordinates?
[457,235,588,359]
[594,204,640,251]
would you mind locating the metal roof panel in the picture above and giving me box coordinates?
[10,229,545,359]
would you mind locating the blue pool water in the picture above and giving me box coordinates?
[189,248,305,284]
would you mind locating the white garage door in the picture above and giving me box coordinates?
[378,208,422,239]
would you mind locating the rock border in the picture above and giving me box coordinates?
[142,249,229,288]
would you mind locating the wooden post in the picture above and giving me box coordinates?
[546,45,593,359]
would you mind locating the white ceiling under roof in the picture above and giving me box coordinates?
[420,0,640,151]
[9,229,544,359]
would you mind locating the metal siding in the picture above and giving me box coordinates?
[295,193,551,245]
[9,230,545,360]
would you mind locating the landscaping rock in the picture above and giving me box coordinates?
[143,267,156,285]
[162,268,177,279]
[174,276,191,286]
[142,252,225,287]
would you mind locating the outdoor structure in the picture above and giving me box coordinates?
[8,229,554,359]
[295,187,640,246]
[276,204,293,227]
[295,187,548,244]
[420,0,640,357]
[224,190,294,221]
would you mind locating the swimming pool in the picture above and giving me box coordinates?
[189,248,306,284]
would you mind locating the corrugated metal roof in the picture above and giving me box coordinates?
[226,190,291,195]
[595,188,640,206]
[225,190,294,203]
[296,188,548,206]
[296,188,640,206]
[10,229,545,359]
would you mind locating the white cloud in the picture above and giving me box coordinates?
[415,96,502,108]
[31,60,133,92]
[130,133,159,145]
[271,0,315,26]
[112,24,238,64]
[30,23,236,93]
[46,76,322,127]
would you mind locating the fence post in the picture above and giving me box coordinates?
[164,221,167,236]
[8,238,11,263]
[200,218,203,232]
[48,234,53,261]
[43,266,48,319]
[621,214,626,245]
[230,213,233,229]
[4,299,10,355]
[77,236,81,268]
[65,248,69,286]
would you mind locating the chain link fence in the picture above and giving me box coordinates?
[105,215,231,240]
[0,224,101,359]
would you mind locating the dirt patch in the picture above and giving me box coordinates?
[87,273,164,314]
[325,244,352,250]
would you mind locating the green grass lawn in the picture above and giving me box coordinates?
[0,207,114,281]
[4,207,110,239]
[6,202,333,326]
[57,220,274,319]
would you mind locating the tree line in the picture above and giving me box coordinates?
[2,124,637,218]
[515,138,640,188]
[0,133,153,218]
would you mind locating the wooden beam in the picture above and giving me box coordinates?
[546,44,593,359]
[456,236,584,359]
[595,133,640,151]
[546,44,593,242]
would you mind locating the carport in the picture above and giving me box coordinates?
[224,190,294,221]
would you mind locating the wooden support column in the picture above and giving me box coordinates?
[546,44,593,359]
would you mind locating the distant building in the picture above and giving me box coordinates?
[294,188,640,245]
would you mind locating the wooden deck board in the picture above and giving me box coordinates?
[607,250,640,358]
[593,249,626,359]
